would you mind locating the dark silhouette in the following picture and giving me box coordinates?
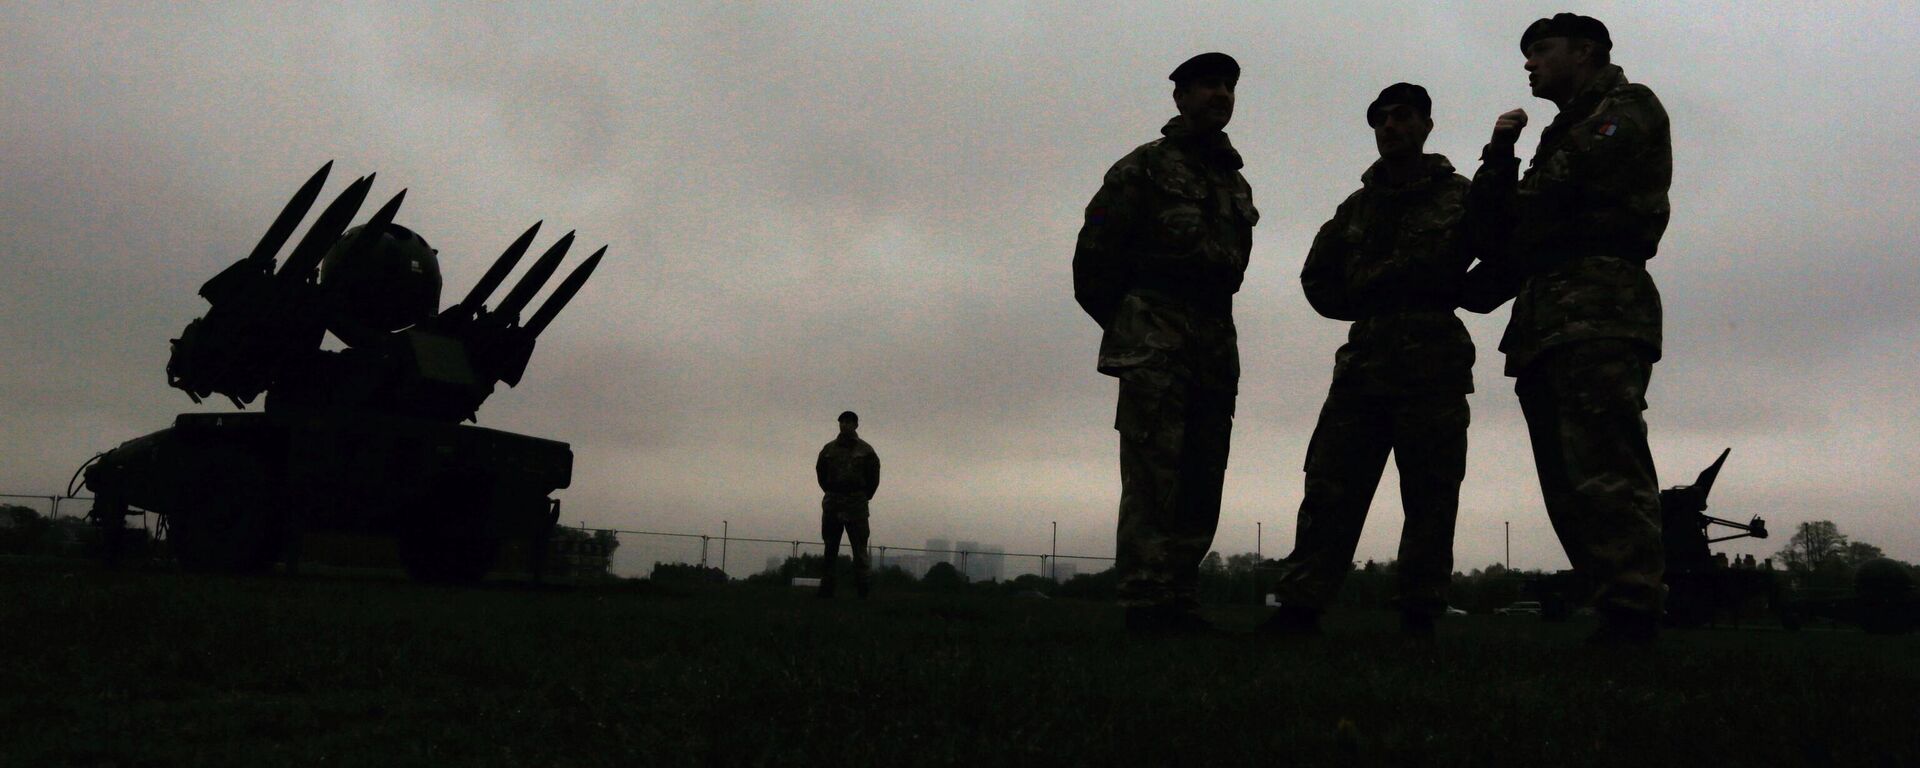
[1460,14,1673,645]
[815,411,879,598]
[1073,52,1257,634]
[1263,82,1479,640]
[81,162,605,583]
[1655,449,1788,627]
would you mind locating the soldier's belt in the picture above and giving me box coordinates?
[1129,286,1233,316]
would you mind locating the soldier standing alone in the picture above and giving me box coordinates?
[1074,52,1259,633]
[815,410,879,598]
[1265,84,1479,638]
[1463,14,1672,644]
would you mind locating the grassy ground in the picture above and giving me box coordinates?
[3,557,1916,767]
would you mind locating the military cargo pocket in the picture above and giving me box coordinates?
[1115,374,1175,440]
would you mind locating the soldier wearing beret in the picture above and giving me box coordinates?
[1073,52,1258,633]
[1263,83,1480,638]
[815,410,879,598]
[1462,13,1672,644]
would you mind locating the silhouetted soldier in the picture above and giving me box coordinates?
[1462,14,1672,644]
[1265,84,1477,638]
[1074,52,1258,633]
[815,410,879,598]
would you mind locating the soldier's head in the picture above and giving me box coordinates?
[1169,52,1238,133]
[1521,13,1612,105]
[1367,83,1433,162]
[837,410,859,438]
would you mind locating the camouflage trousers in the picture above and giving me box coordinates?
[1114,372,1235,610]
[820,493,871,591]
[1270,388,1469,617]
[1516,339,1664,617]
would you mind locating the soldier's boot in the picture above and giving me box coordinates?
[1587,609,1659,646]
[1255,605,1322,636]
[1124,605,1215,636]
[817,578,836,599]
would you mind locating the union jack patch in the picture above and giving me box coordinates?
[1594,117,1619,138]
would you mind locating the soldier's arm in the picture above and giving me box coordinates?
[1073,161,1147,329]
[1459,258,1521,314]
[863,451,880,501]
[1454,171,1519,313]
[815,448,831,493]
[1561,90,1672,260]
[1299,199,1363,320]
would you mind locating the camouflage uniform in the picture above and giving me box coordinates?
[1074,115,1258,610]
[1464,64,1670,617]
[1272,154,1476,618]
[815,435,880,594]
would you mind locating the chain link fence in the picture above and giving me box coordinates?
[3,491,1113,584]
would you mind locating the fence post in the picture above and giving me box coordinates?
[700,536,709,568]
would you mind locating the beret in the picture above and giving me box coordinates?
[1169,52,1239,84]
[1366,82,1431,127]
[838,411,859,422]
[1521,13,1611,54]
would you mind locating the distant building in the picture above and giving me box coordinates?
[951,540,1006,583]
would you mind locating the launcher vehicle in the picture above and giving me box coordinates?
[82,162,605,582]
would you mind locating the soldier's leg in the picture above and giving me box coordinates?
[1270,390,1393,611]
[846,512,872,595]
[1520,341,1663,617]
[819,499,844,595]
[1115,371,1198,610]
[1166,386,1235,607]
[1389,394,1470,617]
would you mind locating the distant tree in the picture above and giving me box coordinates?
[745,553,895,589]
[1198,551,1274,605]
[649,561,727,584]
[0,504,49,554]
[1777,521,1847,573]
[1054,567,1119,601]
[1001,573,1055,596]
[921,561,968,590]
[1840,541,1886,568]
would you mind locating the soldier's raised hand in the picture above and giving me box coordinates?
[1491,109,1529,146]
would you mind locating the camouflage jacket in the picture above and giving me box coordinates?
[1464,65,1670,376]
[1302,154,1476,396]
[816,436,880,500]
[1073,116,1258,392]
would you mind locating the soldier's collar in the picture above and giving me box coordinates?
[1550,65,1630,131]
[1360,153,1454,189]
[1161,116,1244,170]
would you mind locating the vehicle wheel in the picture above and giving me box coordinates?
[398,533,500,584]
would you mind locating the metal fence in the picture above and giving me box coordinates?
[3,491,1112,583]
[582,526,1115,582]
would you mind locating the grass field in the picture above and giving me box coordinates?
[3,557,1916,767]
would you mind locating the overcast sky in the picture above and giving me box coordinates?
[4,2,1917,578]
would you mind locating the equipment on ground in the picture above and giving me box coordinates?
[82,162,606,582]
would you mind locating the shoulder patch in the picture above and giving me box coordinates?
[1593,116,1619,138]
